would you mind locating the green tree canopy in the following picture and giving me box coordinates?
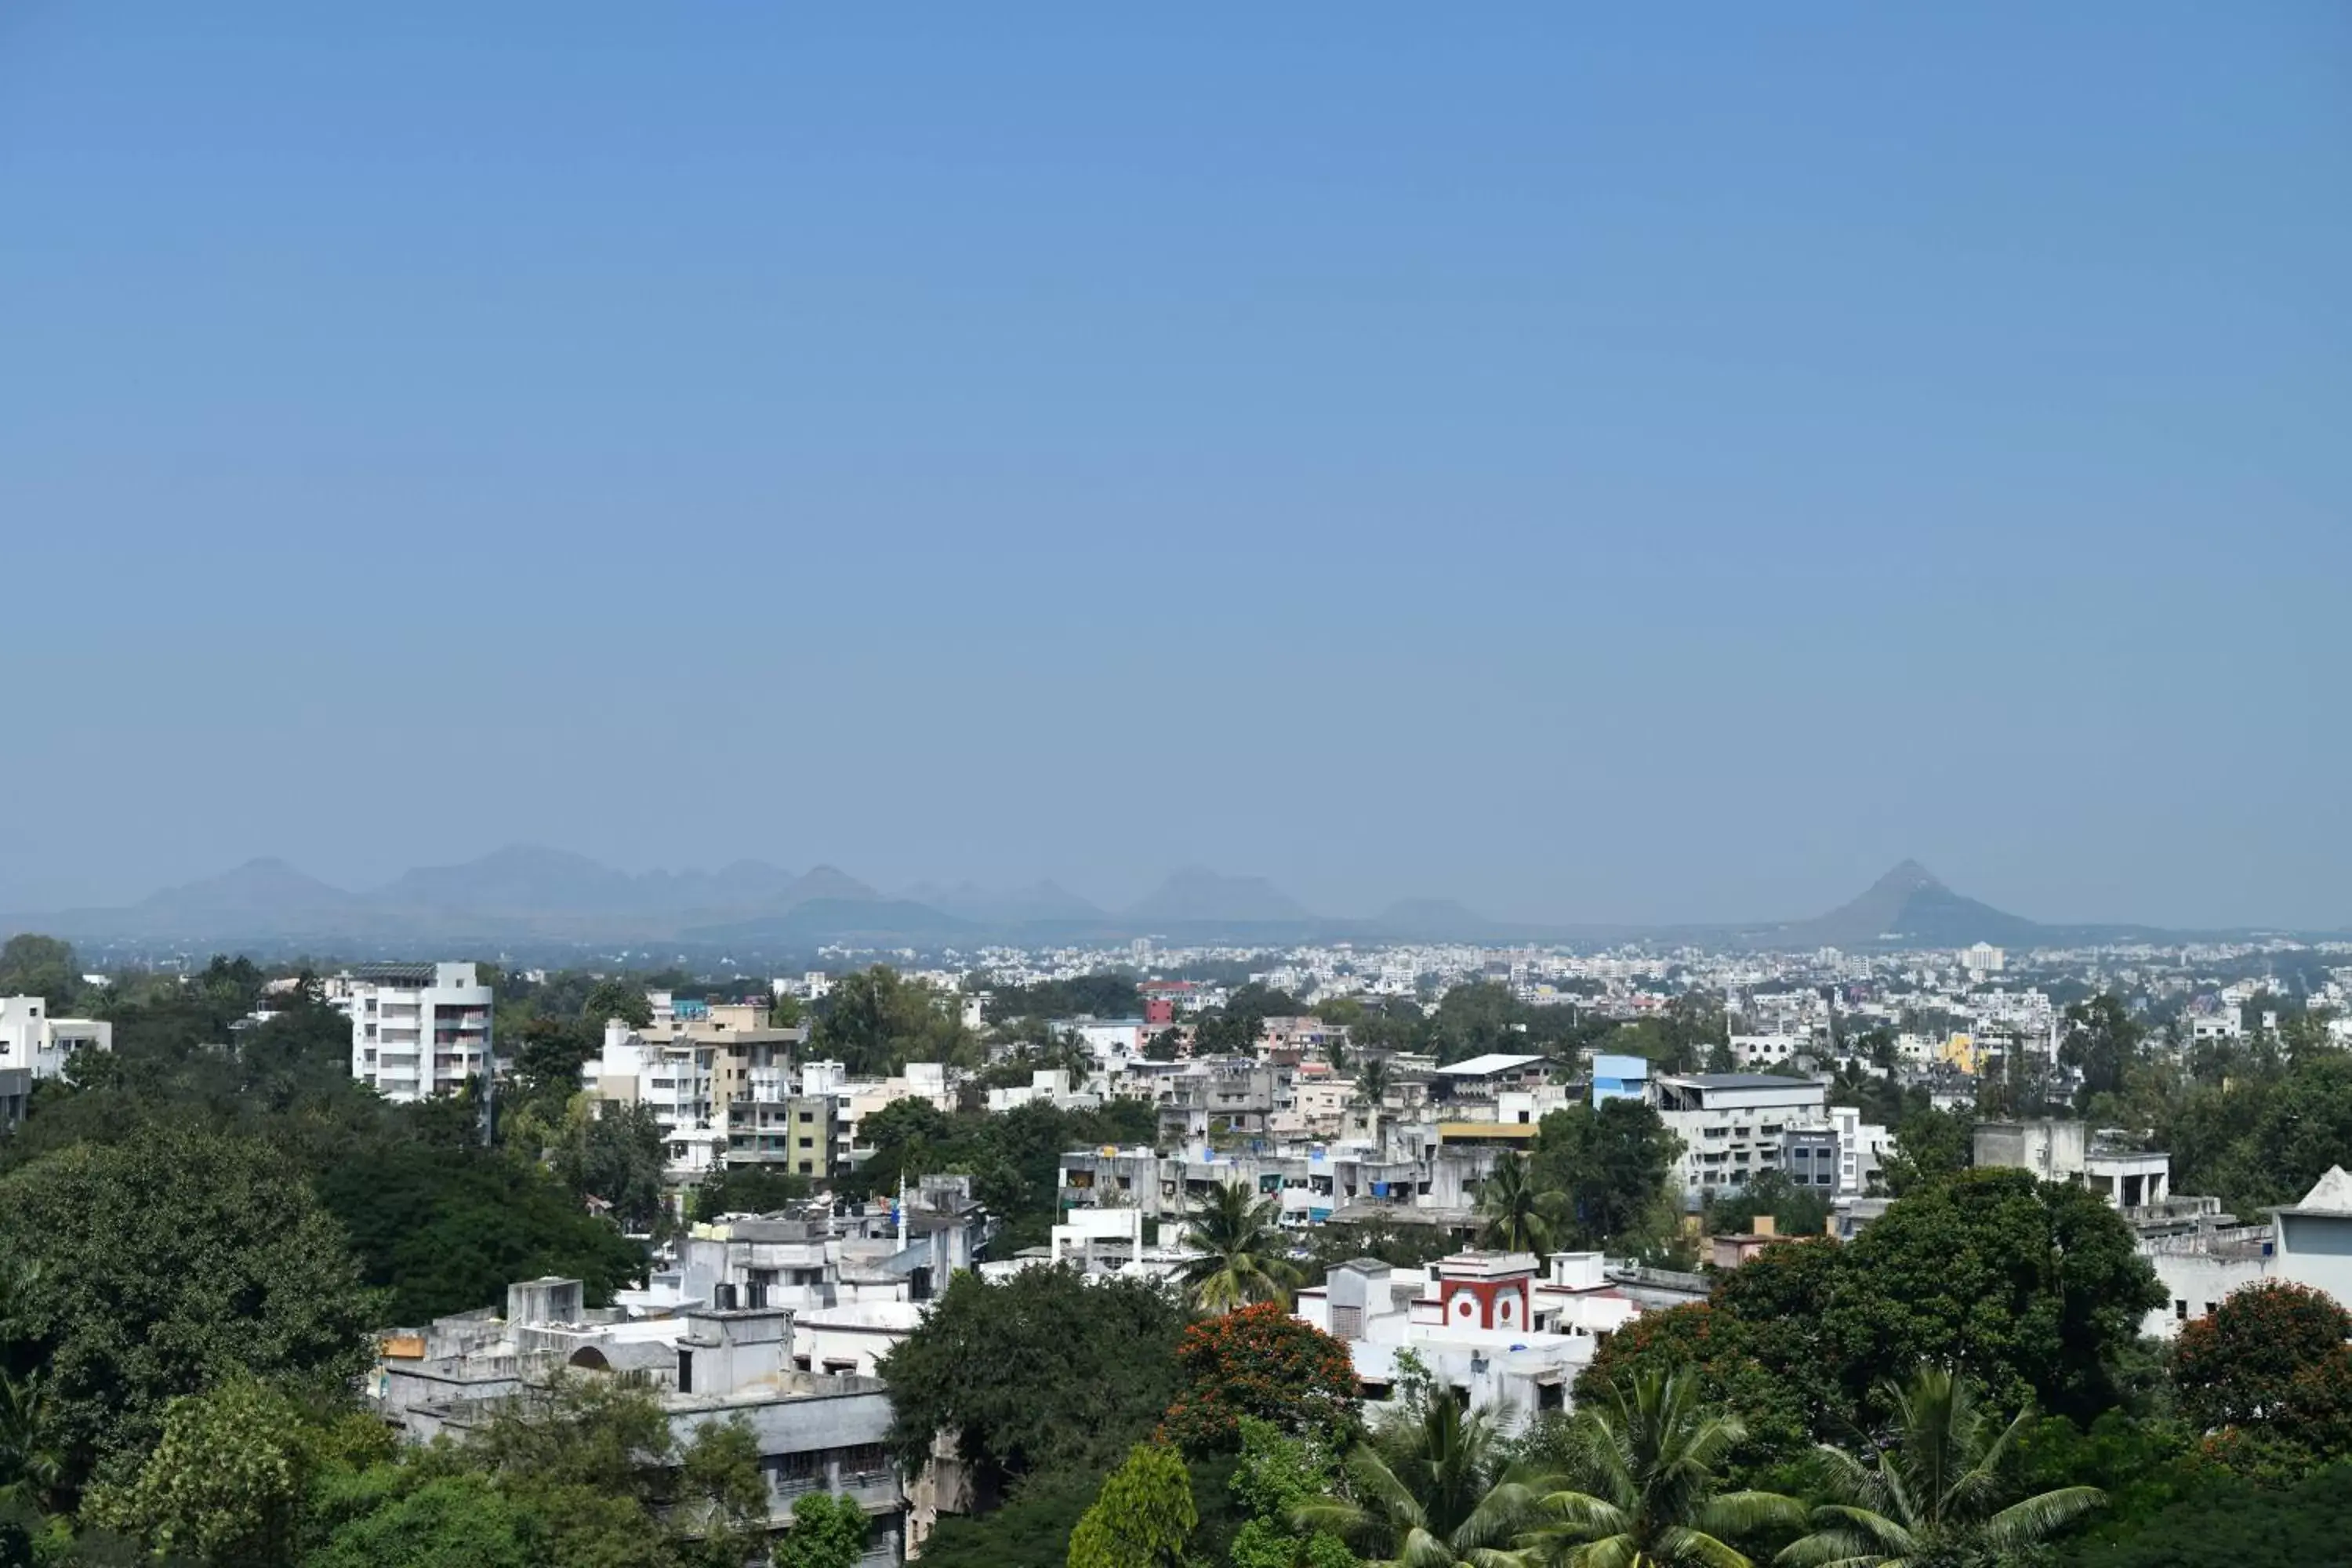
[1820,1168,2164,1423]
[879,1265,1188,1495]
[0,936,80,1010]
[1523,1365,1804,1568]
[1067,1443,1196,1568]
[314,1142,648,1324]
[774,1489,869,1568]
[81,1376,312,1567]
[1780,1365,2105,1568]
[0,1128,379,1493]
[1529,1099,1682,1249]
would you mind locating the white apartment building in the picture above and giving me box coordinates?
[1729,1033,1809,1069]
[1652,1073,1828,1195]
[1961,943,2005,974]
[340,962,493,1103]
[0,996,111,1081]
[1293,1252,1626,1428]
[1827,1105,1889,1196]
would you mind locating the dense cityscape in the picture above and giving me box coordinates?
[7,5,2344,1566]
[0,902,2343,1565]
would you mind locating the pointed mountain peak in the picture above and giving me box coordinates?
[1873,859,1947,893]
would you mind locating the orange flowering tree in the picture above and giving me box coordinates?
[1160,1302,1359,1457]
[2174,1279,2352,1474]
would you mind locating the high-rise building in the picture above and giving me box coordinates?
[340,962,493,1103]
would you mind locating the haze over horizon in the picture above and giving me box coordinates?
[4,5,2347,931]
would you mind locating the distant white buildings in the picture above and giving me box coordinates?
[337,962,493,1103]
[0,995,111,1082]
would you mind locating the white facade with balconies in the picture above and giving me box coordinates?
[339,962,492,1103]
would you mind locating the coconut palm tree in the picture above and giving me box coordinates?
[1522,1365,1806,1568]
[1476,1151,1568,1254]
[1295,1390,1541,1567]
[0,1367,60,1512]
[1176,1181,1303,1313]
[1356,1057,1394,1136]
[1777,1366,2103,1568]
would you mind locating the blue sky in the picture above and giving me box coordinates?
[2,4,2346,927]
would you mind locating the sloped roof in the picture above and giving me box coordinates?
[2292,1164,2352,1214]
[1434,1053,1548,1076]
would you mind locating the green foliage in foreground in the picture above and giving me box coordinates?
[1066,1443,1196,1568]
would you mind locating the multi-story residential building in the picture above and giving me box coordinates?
[1825,1105,1889,1196]
[339,962,492,1103]
[1156,1060,1283,1143]
[0,995,111,1081]
[1651,1073,1828,1195]
[1061,1127,1497,1229]
[375,1278,905,1566]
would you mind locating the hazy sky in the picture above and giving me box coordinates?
[3,5,2347,928]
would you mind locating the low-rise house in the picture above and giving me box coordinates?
[1293,1251,1617,1428]
[0,996,108,1082]
[374,1277,905,1564]
[2136,1167,2352,1338]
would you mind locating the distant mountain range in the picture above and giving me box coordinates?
[1,848,2329,953]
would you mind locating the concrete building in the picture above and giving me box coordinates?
[1973,1120,2172,1212]
[2271,1165,2352,1310]
[1652,1073,1828,1195]
[984,1068,1099,1115]
[1729,1034,1809,1069]
[375,1278,903,1566]
[1431,1054,1555,1105]
[2138,1167,2352,1338]
[339,963,492,1103]
[0,996,111,1081]
[1591,1053,1648,1108]
[1293,1251,1624,1428]
[1059,1131,1496,1228]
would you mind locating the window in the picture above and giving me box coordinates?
[2175,1300,2188,1321]
[676,1348,694,1395]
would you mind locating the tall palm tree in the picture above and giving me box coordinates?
[1176,1181,1303,1313]
[1296,1390,1539,1568]
[0,1367,60,1512]
[1356,1057,1393,1137]
[1777,1367,2103,1568]
[1523,1365,1805,1568]
[1477,1151,1567,1254]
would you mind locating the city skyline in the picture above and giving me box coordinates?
[10,844,2341,948]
